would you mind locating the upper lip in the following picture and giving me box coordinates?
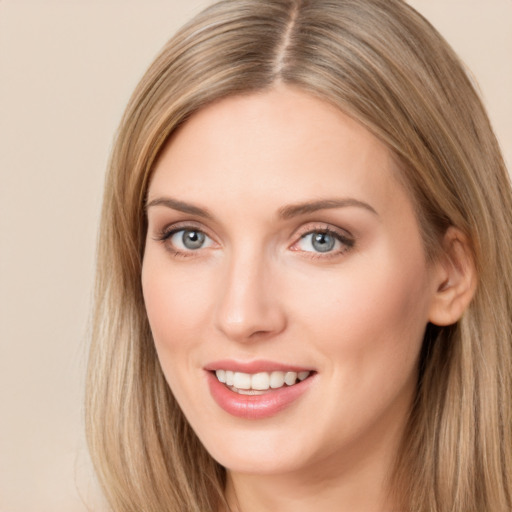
[204,359,314,373]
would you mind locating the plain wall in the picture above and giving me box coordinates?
[0,1,510,511]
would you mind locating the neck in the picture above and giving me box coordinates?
[224,462,396,512]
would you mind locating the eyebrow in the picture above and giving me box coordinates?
[145,196,378,219]
[278,198,378,219]
[145,197,213,218]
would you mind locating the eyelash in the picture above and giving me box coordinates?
[154,222,213,259]
[292,226,355,260]
[154,223,355,260]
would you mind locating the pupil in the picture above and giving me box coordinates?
[183,230,205,249]
[312,232,335,252]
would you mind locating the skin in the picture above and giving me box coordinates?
[142,86,456,512]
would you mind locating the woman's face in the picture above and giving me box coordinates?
[142,87,441,477]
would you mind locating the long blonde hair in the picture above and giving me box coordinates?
[86,1,512,510]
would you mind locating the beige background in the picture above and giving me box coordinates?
[0,1,510,511]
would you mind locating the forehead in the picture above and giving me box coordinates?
[148,86,408,219]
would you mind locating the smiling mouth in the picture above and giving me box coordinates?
[213,370,312,395]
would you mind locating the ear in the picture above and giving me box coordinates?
[428,227,477,326]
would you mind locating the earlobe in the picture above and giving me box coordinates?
[428,227,477,326]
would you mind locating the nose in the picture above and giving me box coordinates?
[214,248,287,343]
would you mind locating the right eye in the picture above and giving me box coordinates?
[167,229,214,252]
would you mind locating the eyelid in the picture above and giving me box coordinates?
[289,222,356,257]
[152,220,219,259]
[293,222,354,240]
[152,220,355,258]
[154,220,214,242]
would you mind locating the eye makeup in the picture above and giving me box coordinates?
[151,218,356,262]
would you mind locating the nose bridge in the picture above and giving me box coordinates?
[214,241,285,342]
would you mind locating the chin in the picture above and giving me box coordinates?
[213,446,307,475]
[192,421,323,476]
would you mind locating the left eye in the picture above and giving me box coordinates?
[169,229,213,251]
[297,231,344,253]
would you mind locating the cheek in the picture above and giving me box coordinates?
[141,257,213,367]
[290,247,432,385]
[141,258,218,424]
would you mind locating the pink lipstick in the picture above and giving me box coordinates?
[204,360,315,419]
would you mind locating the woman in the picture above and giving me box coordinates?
[86,0,512,511]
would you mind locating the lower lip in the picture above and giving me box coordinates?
[206,371,315,419]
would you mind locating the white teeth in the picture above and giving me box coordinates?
[252,372,270,390]
[284,371,298,385]
[235,388,267,396]
[214,369,311,391]
[270,371,285,388]
[233,372,251,390]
